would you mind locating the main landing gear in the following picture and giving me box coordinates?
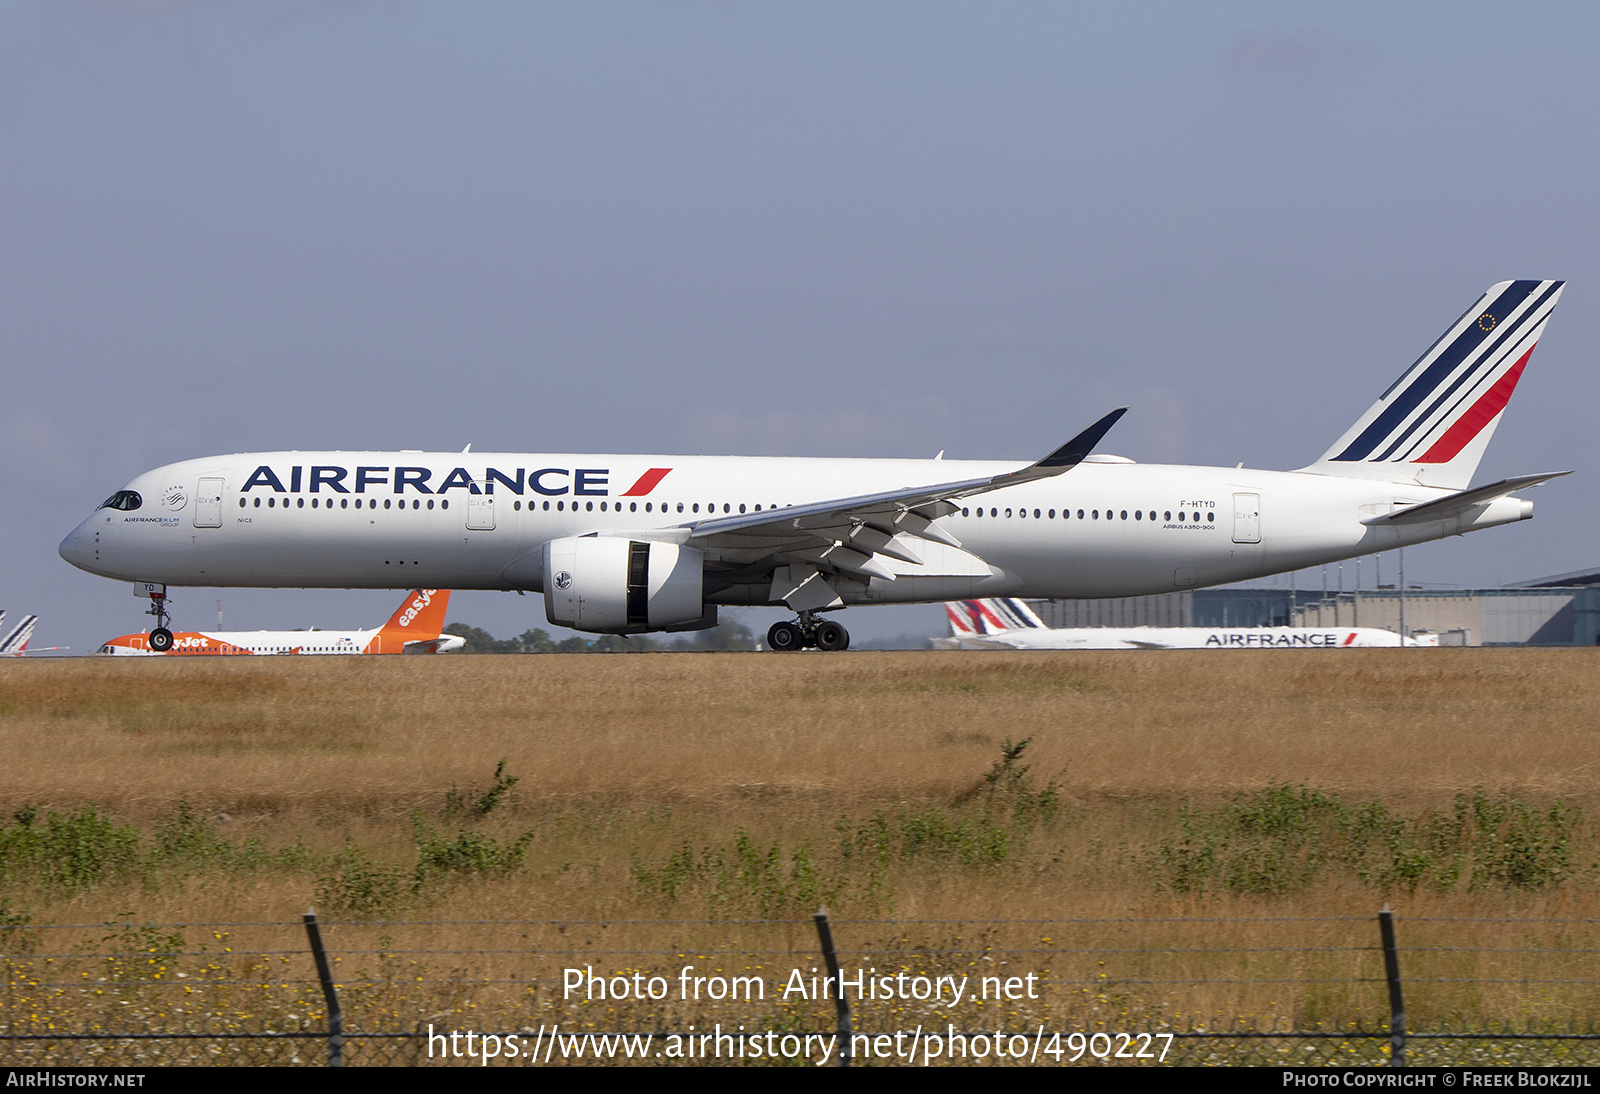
[767,611,849,652]
[144,586,175,652]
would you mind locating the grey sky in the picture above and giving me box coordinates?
[5,2,1597,651]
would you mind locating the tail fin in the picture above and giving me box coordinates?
[946,601,981,637]
[365,590,451,653]
[949,598,1045,635]
[1300,280,1564,490]
[1,615,39,656]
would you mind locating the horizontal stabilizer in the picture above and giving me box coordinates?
[1361,472,1570,526]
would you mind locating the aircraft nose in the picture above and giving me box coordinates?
[59,519,92,569]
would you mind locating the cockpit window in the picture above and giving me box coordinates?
[97,490,143,512]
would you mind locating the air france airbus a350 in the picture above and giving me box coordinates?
[60,280,1568,653]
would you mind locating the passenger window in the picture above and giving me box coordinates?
[1121,510,1127,520]
[1207,512,1215,522]
[254,497,261,508]
[990,508,998,517]
[738,504,745,513]
[586,501,593,511]
[692,504,700,513]
[631,502,638,512]
[677,503,684,513]
[724,503,731,513]
[1165,511,1171,521]
[239,498,246,508]
[1076,509,1084,519]
[1048,509,1055,518]
[441,500,448,510]
[543,501,549,511]
[1092,510,1098,519]
[962,508,970,517]
[384,499,392,510]
[600,502,607,511]
[1134,510,1141,520]
[557,501,565,511]
[1006,508,1013,518]
[428,499,435,510]
[1034,509,1041,519]
[514,501,521,511]
[341,499,348,509]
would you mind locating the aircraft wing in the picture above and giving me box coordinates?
[678,409,1126,607]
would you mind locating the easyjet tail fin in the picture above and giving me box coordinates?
[1300,280,1564,490]
[365,590,452,653]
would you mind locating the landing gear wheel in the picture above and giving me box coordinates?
[767,621,804,651]
[149,628,174,652]
[814,621,850,652]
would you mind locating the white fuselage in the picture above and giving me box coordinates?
[59,451,1532,607]
[99,627,382,656]
[936,626,1435,650]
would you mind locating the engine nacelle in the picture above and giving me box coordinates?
[543,536,706,634]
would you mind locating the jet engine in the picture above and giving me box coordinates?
[543,536,709,634]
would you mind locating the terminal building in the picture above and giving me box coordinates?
[1029,567,1600,647]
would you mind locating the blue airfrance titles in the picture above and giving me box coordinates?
[239,465,612,497]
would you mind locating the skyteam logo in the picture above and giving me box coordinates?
[554,571,573,591]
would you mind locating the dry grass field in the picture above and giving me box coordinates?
[1,649,1597,1064]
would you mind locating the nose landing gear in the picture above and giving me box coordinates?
[141,585,175,652]
[766,611,850,652]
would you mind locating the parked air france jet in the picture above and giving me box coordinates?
[60,281,1568,653]
[96,589,462,656]
[934,598,1434,649]
[0,614,43,656]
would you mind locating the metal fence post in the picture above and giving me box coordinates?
[1377,906,1405,1068]
[303,909,344,1067]
[813,908,852,1067]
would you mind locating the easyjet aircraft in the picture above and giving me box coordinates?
[96,589,463,656]
[60,281,1567,653]
[935,598,1434,650]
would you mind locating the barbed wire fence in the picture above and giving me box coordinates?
[3,910,1599,1066]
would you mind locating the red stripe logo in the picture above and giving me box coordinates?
[620,468,673,496]
[1414,344,1535,463]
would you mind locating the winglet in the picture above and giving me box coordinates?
[1036,407,1129,469]
[986,407,1128,488]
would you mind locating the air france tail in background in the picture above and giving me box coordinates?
[0,614,41,656]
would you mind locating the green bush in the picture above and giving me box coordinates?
[1150,785,1582,896]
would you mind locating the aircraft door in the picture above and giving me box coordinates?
[467,493,495,531]
[194,478,224,528]
[1232,493,1261,544]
